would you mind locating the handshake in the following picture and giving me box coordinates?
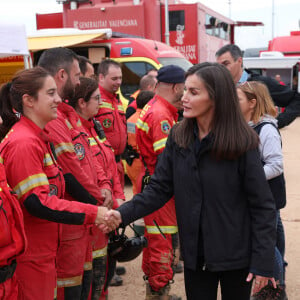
[95,207,122,233]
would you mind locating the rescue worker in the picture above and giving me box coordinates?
[126,90,155,195]
[126,74,157,119]
[69,76,126,300]
[215,44,300,128]
[78,55,95,78]
[0,67,114,300]
[0,117,26,300]
[95,59,126,189]
[38,48,113,300]
[135,65,185,300]
[95,59,127,286]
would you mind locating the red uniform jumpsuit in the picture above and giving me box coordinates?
[80,116,125,300]
[46,103,111,300]
[126,108,145,195]
[95,86,127,189]
[136,95,178,291]
[0,116,99,300]
[0,163,26,300]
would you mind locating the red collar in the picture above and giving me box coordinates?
[20,116,51,142]
[99,85,119,102]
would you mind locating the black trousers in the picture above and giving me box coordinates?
[184,266,252,300]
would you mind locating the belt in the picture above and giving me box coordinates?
[115,155,121,163]
[0,260,17,284]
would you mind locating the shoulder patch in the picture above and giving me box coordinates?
[103,118,112,128]
[74,143,85,160]
[161,120,171,134]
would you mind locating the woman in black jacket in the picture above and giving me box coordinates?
[103,63,277,300]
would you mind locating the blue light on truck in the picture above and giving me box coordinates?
[120,47,133,56]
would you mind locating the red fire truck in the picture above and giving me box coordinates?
[36,0,262,64]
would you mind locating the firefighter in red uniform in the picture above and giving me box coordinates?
[136,65,185,300]
[0,112,26,300]
[0,68,113,300]
[69,77,126,299]
[38,48,113,300]
[95,59,127,189]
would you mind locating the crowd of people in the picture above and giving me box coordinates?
[0,43,296,300]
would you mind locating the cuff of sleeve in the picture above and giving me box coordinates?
[249,267,274,278]
[83,205,98,224]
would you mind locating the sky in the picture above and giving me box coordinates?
[1,0,300,50]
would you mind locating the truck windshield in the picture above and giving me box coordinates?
[157,57,193,71]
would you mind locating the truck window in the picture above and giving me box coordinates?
[157,57,192,71]
[169,10,185,31]
[120,61,155,99]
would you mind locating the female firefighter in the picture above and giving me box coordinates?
[69,76,125,299]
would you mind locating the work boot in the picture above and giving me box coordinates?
[145,283,181,300]
[173,261,183,274]
[109,274,123,286]
[115,266,126,276]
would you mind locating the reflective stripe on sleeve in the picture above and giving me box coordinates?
[55,143,75,157]
[153,137,167,152]
[117,105,124,112]
[96,136,106,144]
[136,118,149,134]
[13,173,49,199]
[57,275,82,288]
[43,153,53,167]
[146,225,178,234]
[0,156,3,164]
[99,102,114,110]
[92,246,107,259]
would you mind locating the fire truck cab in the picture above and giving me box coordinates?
[28,28,192,103]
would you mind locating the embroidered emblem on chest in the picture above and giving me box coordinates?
[103,118,112,128]
[74,143,85,160]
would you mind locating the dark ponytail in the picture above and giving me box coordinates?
[0,83,19,140]
[0,66,51,140]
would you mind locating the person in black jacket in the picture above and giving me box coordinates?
[102,63,277,300]
[215,44,300,129]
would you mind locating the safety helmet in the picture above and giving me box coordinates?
[108,227,148,262]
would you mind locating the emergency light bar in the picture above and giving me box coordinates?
[120,47,133,56]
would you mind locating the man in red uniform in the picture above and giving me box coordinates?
[38,48,112,300]
[95,59,127,189]
[136,65,185,300]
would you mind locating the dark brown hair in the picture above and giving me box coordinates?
[68,77,98,109]
[97,59,121,76]
[0,67,51,140]
[173,63,259,160]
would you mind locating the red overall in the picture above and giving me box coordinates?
[80,117,125,300]
[95,86,127,189]
[126,108,145,195]
[0,163,26,300]
[46,103,110,300]
[0,116,98,300]
[136,95,178,291]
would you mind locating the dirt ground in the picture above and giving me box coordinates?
[109,118,300,300]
